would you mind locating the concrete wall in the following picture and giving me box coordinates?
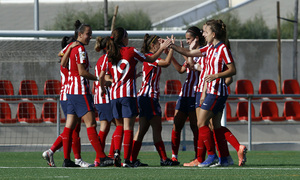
[0,39,299,95]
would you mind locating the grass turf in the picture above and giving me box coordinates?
[0,151,300,179]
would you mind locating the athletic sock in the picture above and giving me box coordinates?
[72,123,81,159]
[213,128,230,158]
[87,127,106,159]
[130,140,142,162]
[197,130,206,163]
[171,129,181,157]
[62,127,72,160]
[108,133,115,158]
[154,141,168,161]
[50,134,63,153]
[198,125,216,156]
[98,130,108,151]
[123,130,133,160]
[222,126,240,152]
[114,126,124,152]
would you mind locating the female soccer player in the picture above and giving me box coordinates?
[60,22,113,167]
[170,26,205,163]
[91,36,116,167]
[130,34,180,167]
[169,19,247,167]
[99,27,172,167]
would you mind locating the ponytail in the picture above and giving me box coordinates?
[95,36,110,53]
[106,37,121,65]
[141,34,159,54]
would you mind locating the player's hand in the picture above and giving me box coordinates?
[205,74,217,82]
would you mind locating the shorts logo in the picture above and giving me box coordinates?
[203,103,207,106]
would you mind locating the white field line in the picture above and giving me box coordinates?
[0,167,300,170]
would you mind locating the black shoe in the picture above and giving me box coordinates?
[160,158,180,166]
[62,159,80,167]
[114,149,121,167]
[123,159,134,168]
[99,156,114,167]
[132,159,148,167]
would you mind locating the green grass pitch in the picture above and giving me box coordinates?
[0,151,300,179]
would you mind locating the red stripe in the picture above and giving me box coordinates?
[150,98,156,116]
[83,95,91,111]
[209,95,218,111]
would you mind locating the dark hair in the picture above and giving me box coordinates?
[106,27,127,65]
[141,34,160,54]
[186,26,205,47]
[94,36,110,53]
[74,20,91,38]
[206,19,227,43]
[61,36,75,49]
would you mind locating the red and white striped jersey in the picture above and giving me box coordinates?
[179,57,200,97]
[103,47,147,100]
[137,53,161,99]
[94,54,110,104]
[67,44,91,95]
[59,43,72,101]
[205,42,234,96]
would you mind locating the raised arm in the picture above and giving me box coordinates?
[145,38,172,63]
[60,42,80,67]
[170,38,203,57]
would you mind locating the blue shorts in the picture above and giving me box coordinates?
[195,92,202,108]
[175,96,196,114]
[200,94,227,114]
[138,96,162,120]
[95,103,114,122]
[67,94,95,118]
[60,100,68,118]
[110,97,139,119]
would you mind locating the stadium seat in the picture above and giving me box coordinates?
[282,79,300,99]
[236,102,261,121]
[164,101,176,121]
[19,80,38,95]
[259,101,285,121]
[17,102,43,123]
[164,80,182,95]
[41,102,61,123]
[0,80,16,101]
[227,85,236,100]
[259,79,277,94]
[44,80,61,95]
[226,103,238,122]
[283,101,300,121]
[235,79,255,100]
[0,102,17,123]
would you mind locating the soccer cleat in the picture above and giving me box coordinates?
[88,161,100,167]
[227,155,234,165]
[132,159,148,167]
[75,159,91,167]
[183,159,200,167]
[114,149,122,167]
[210,157,229,167]
[171,157,178,162]
[160,158,180,166]
[62,159,80,167]
[198,154,219,167]
[99,156,114,167]
[122,159,134,168]
[42,149,56,167]
[238,145,247,166]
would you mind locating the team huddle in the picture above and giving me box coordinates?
[42,19,247,168]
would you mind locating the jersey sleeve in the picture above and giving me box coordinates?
[221,46,234,64]
[76,46,87,64]
[133,48,147,62]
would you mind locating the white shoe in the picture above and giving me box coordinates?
[42,149,55,167]
[75,159,91,167]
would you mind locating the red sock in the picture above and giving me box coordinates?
[213,128,229,158]
[198,126,215,155]
[123,130,133,160]
[154,141,168,161]
[222,126,240,152]
[72,123,81,159]
[114,126,124,152]
[108,133,115,157]
[50,135,63,153]
[171,129,181,157]
[197,129,206,163]
[87,127,106,159]
[62,127,72,159]
[98,130,108,151]
[130,140,142,162]
[193,130,198,158]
